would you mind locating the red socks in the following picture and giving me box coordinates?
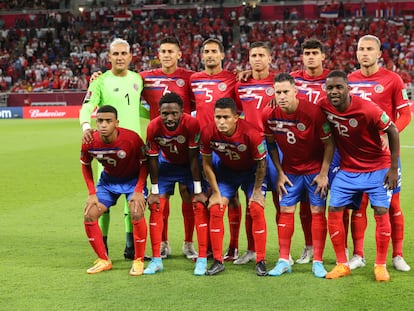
[249,202,267,262]
[277,212,294,260]
[161,199,170,242]
[182,202,195,243]
[209,204,227,262]
[194,202,209,258]
[84,221,108,260]
[328,210,347,263]
[351,193,368,257]
[299,201,312,247]
[132,218,147,260]
[245,207,254,252]
[149,197,167,257]
[375,213,391,265]
[228,203,241,250]
[389,193,404,257]
[311,212,327,262]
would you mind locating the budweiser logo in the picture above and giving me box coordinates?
[29,109,67,118]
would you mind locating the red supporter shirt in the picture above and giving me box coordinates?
[146,113,200,165]
[262,98,331,175]
[235,74,275,132]
[290,69,330,104]
[200,119,266,171]
[348,67,410,123]
[141,67,195,119]
[318,95,392,172]
[190,70,237,129]
[80,128,147,178]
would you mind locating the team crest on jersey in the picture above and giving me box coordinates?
[176,79,185,87]
[117,150,126,159]
[237,144,247,152]
[133,83,139,91]
[218,83,227,91]
[374,84,384,93]
[349,118,358,128]
[176,135,186,144]
[297,123,306,131]
[266,87,275,96]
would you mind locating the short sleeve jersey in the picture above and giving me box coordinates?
[235,74,275,132]
[80,128,147,178]
[262,98,331,175]
[79,70,143,135]
[141,68,195,119]
[290,69,330,104]
[146,113,200,165]
[190,70,237,129]
[200,119,266,171]
[318,95,393,172]
[348,67,410,123]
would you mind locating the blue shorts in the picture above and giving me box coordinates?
[96,172,147,209]
[157,152,194,195]
[328,148,341,186]
[279,173,326,207]
[215,162,267,200]
[329,168,392,209]
[394,157,402,194]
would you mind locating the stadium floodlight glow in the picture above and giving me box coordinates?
[79,7,84,13]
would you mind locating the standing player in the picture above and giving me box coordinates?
[263,73,334,278]
[190,38,242,261]
[79,38,144,260]
[290,39,349,265]
[141,36,197,260]
[348,35,411,272]
[200,98,268,276]
[319,70,399,282]
[144,92,208,275]
[234,41,279,265]
[81,105,148,276]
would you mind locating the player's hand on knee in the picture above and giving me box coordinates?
[193,192,208,206]
[147,193,160,211]
[129,192,146,218]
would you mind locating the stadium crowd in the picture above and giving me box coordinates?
[1,3,414,93]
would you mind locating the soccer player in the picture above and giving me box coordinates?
[263,73,334,278]
[319,70,400,282]
[140,36,197,260]
[234,41,279,265]
[79,38,144,260]
[200,97,268,276]
[144,92,208,275]
[347,35,411,272]
[290,39,348,264]
[81,105,148,276]
[190,38,242,261]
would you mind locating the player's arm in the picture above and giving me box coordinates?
[147,155,160,207]
[81,162,99,216]
[249,157,266,207]
[129,160,148,219]
[189,147,208,204]
[312,135,335,198]
[395,105,411,133]
[383,122,400,190]
[265,134,292,195]
[79,79,102,143]
[201,154,223,208]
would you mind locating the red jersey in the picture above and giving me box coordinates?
[141,68,195,119]
[80,128,147,178]
[146,113,200,165]
[348,67,410,123]
[200,119,266,171]
[318,96,392,172]
[262,98,331,175]
[235,74,275,131]
[290,69,330,104]
[190,70,237,129]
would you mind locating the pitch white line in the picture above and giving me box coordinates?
[401,145,414,148]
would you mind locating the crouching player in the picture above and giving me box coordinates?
[81,105,148,276]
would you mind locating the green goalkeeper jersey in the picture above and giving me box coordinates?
[79,70,143,135]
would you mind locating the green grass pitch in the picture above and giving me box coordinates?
[1,118,413,310]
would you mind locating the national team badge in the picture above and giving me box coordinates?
[117,150,126,159]
[374,84,384,93]
[349,118,358,127]
[176,135,186,143]
[237,144,247,152]
[176,79,185,87]
[297,123,306,131]
[133,83,139,91]
[218,83,227,91]
[266,87,275,96]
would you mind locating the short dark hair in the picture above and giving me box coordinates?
[160,36,180,48]
[214,97,237,114]
[97,105,118,118]
[327,70,348,82]
[301,39,325,54]
[274,72,295,85]
[158,92,183,108]
[249,41,271,54]
[202,38,224,53]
